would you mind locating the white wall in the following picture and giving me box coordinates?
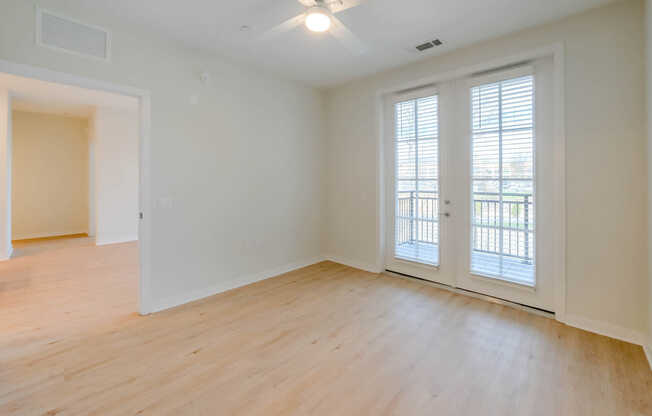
[324,0,649,339]
[0,90,11,259]
[11,110,89,240]
[88,114,95,238]
[2,0,644,340]
[646,0,652,354]
[0,0,324,311]
[91,107,138,245]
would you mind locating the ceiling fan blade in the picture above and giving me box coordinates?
[259,14,306,40]
[329,15,367,55]
[297,0,316,6]
[328,0,367,14]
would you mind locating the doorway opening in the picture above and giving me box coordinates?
[0,64,150,346]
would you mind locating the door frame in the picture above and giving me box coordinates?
[375,43,566,322]
[0,58,153,315]
[383,85,457,286]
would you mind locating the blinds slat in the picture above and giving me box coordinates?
[471,75,535,285]
[394,94,440,266]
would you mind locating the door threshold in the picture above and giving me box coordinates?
[383,269,555,319]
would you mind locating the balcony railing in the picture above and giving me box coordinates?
[474,192,532,262]
[396,191,533,262]
[397,192,438,246]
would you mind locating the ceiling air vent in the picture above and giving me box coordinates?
[415,39,443,52]
[36,8,111,61]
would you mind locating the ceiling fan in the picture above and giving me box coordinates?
[259,0,369,55]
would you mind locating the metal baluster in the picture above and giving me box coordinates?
[495,200,499,253]
[516,202,520,257]
[497,201,500,254]
[474,201,477,251]
[401,198,404,244]
[524,195,530,261]
[428,198,431,243]
[398,198,402,244]
[506,202,510,256]
[398,199,401,244]
[419,198,422,244]
[483,202,487,252]
[409,191,414,244]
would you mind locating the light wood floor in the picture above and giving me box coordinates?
[1,238,650,415]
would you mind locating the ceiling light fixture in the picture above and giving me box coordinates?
[305,7,331,33]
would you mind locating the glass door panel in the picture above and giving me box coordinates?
[394,95,440,266]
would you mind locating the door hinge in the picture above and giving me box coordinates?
[139,212,144,220]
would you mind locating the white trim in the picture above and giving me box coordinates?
[564,314,647,346]
[384,268,651,360]
[392,256,440,270]
[381,87,456,285]
[151,256,326,313]
[385,264,650,356]
[376,43,564,96]
[383,269,555,319]
[466,65,534,88]
[0,90,12,261]
[466,70,538,290]
[95,235,138,246]
[551,44,567,323]
[375,43,566,322]
[375,83,386,274]
[0,59,148,97]
[392,85,440,102]
[137,95,152,315]
[0,245,13,261]
[0,58,151,315]
[322,253,382,274]
[35,6,112,63]
[644,344,652,371]
[385,85,441,271]
[12,230,88,240]
[467,271,537,293]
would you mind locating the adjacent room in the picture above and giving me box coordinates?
[0,71,140,354]
[0,0,651,415]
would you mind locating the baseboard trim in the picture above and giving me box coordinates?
[378,263,649,349]
[12,230,88,241]
[644,344,652,371]
[147,252,649,356]
[0,245,13,261]
[95,235,138,246]
[150,255,326,313]
[322,254,381,274]
[384,269,555,319]
[564,314,647,346]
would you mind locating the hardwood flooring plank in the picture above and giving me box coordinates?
[0,238,650,415]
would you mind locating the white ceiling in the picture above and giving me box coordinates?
[61,0,614,87]
[0,72,138,118]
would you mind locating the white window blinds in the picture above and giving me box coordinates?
[394,95,439,265]
[471,75,535,285]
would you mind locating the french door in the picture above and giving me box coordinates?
[384,85,455,286]
[385,58,555,311]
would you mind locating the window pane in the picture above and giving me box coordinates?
[471,75,535,285]
[472,131,500,178]
[395,101,415,141]
[397,141,416,179]
[394,94,439,266]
